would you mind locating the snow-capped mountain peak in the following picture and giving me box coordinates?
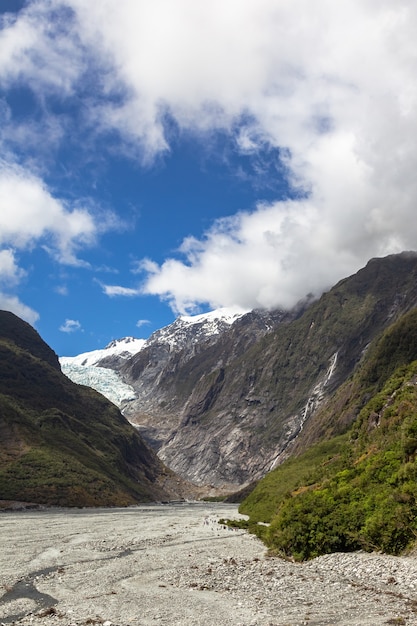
[60,336,147,368]
[148,307,248,350]
[60,307,248,408]
[104,336,145,351]
[178,307,248,327]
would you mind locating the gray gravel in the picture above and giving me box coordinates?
[1,503,417,625]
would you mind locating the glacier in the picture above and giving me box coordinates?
[61,362,137,408]
[59,308,247,409]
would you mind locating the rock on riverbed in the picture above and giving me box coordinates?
[1,503,417,625]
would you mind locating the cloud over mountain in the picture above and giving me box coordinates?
[1,1,417,321]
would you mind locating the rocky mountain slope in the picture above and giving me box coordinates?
[240,306,417,560]
[155,253,417,489]
[62,252,417,493]
[61,307,289,443]
[60,310,250,412]
[0,311,190,507]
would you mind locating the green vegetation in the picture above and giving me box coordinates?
[358,308,417,391]
[0,441,136,507]
[240,308,417,561]
[241,435,350,523]
[0,310,170,507]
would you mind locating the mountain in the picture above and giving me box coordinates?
[61,336,147,368]
[61,253,417,494]
[239,306,417,560]
[185,251,417,488]
[0,311,191,507]
[62,305,293,489]
[60,309,250,405]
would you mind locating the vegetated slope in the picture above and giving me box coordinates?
[0,311,185,507]
[149,252,417,488]
[239,307,417,560]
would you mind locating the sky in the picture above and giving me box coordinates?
[1,1,417,357]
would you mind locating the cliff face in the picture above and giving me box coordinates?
[120,253,417,490]
[119,308,291,454]
[0,311,189,506]
[240,307,417,560]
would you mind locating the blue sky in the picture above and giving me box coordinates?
[1,1,417,356]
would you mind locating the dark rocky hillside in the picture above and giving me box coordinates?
[118,252,417,490]
[0,311,188,507]
[240,307,417,560]
[119,307,292,451]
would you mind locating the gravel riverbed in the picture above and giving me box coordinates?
[1,503,417,625]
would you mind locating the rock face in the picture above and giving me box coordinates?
[63,253,417,492]
[62,307,292,475]
[120,308,291,456]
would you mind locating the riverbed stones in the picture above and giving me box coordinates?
[1,504,417,625]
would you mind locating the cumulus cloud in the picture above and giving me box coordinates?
[59,319,82,333]
[0,248,24,286]
[2,1,417,313]
[0,248,38,323]
[0,292,39,324]
[139,203,340,313]
[119,0,417,312]
[58,0,417,312]
[0,162,103,321]
[0,4,125,324]
[0,3,85,94]
[0,164,97,264]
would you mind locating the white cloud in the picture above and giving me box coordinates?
[0,4,123,285]
[0,248,38,323]
[59,318,82,333]
[0,292,39,325]
[101,284,140,297]
[0,4,85,94]
[2,1,417,313]
[0,248,24,286]
[139,202,339,313]
[136,318,150,328]
[0,162,106,322]
[0,163,97,264]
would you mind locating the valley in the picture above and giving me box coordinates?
[61,252,417,491]
[4,252,417,563]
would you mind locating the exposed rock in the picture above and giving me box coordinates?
[62,253,417,492]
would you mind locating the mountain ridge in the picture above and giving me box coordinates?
[61,252,417,492]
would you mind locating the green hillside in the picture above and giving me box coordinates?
[240,308,417,560]
[0,311,177,507]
